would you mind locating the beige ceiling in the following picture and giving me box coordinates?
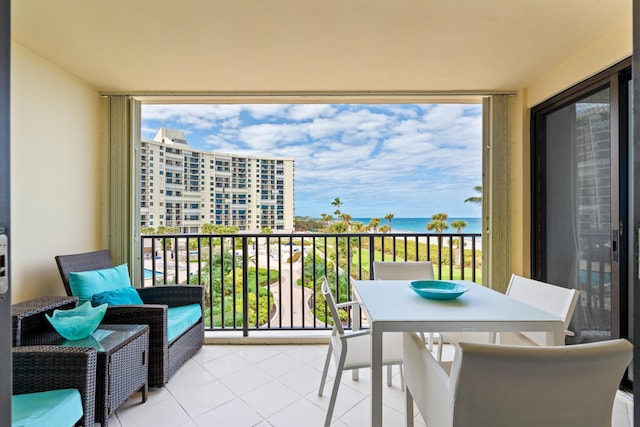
[11,0,631,94]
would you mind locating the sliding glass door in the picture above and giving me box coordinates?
[532,60,631,379]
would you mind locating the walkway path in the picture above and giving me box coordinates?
[267,261,318,327]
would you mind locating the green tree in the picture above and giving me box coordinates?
[465,186,482,204]
[450,220,467,233]
[331,197,343,216]
[368,217,381,233]
[427,213,449,233]
[294,216,323,232]
[339,213,352,228]
[379,224,391,233]
[155,226,179,250]
[351,221,367,232]
[320,213,333,228]
[450,219,467,267]
[327,222,348,233]
[260,227,273,234]
[384,213,394,230]
[201,223,217,234]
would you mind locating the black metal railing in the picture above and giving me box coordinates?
[140,232,482,335]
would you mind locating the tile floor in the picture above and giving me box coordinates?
[108,343,634,427]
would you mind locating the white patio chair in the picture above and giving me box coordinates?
[318,277,404,427]
[373,261,435,349]
[404,332,632,427]
[372,261,435,281]
[437,274,580,361]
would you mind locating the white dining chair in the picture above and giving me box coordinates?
[318,277,404,427]
[372,261,435,349]
[437,274,580,361]
[372,260,435,281]
[404,332,632,427]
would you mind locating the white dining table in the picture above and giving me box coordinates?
[351,279,565,427]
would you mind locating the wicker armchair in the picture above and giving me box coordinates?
[55,249,204,387]
[13,345,97,427]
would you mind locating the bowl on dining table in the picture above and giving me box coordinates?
[409,280,469,300]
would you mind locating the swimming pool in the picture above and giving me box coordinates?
[144,269,164,279]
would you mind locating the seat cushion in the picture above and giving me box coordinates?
[69,263,131,304]
[91,286,144,306]
[167,304,202,342]
[12,388,83,427]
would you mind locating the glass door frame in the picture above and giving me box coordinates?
[531,58,632,388]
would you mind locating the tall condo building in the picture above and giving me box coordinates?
[141,128,295,233]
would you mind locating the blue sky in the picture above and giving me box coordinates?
[141,104,482,218]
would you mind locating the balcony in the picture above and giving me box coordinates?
[107,343,634,426]
[141,231,481,333]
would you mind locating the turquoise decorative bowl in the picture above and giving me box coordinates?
[409,280,469,300]
[45,301,108,340]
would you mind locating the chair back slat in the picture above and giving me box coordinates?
[321,277,345,336]
[372,261,434,280]
[505,274,580,345]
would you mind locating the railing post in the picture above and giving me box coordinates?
[369,235,375,279]
[242,236,249,337]
[139,230,481,333]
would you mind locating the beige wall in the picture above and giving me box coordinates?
[527,19,632,108]
[7,14,632,301]
[508,18,632,278]
[10,42,102,302]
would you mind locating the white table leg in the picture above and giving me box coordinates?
[548,323,565,346]
[371,322,383,427]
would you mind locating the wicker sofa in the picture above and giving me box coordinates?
[55,250,205,387]
[13,345,97,427]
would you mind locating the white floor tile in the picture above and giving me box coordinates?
[255,351,305,378]
[113,343,633,427]
[267,397,329,427]
[171,379,235,418]
[217,364,275,395]
[278,364,326,395]
[202,351,252,379]
[241,380,302,418]
[192,398,263,427]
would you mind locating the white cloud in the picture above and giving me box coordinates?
[142,103,482,216]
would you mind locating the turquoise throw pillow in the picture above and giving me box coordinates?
[69,263,131,304]
[91,287,143,306]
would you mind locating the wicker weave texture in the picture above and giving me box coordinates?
[13,345,97,427]
[93,325,149,426]
[55,249,204,387]
[12,295,78,346]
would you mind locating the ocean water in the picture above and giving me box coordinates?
[352,217,481,234]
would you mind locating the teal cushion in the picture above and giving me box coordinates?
[167,304,202,342]
[69,264,131,304]
[12,388,83,427]
[91,287,144,306]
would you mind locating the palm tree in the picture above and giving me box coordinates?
[450,220,467,233]
[379,224,391,233]
[320,213,333,227]
[384,213,394,229]
[450,220,467,267]
[368,217,381,233]
[339,213,352,228]
[465,186,482,204]
[331,197,343,216]
[426,213,449,233]
[351,222,367,232]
